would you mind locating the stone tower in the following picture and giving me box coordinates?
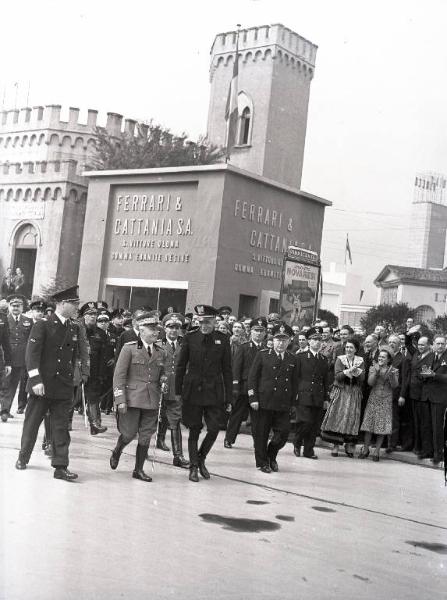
[206,23,317,189]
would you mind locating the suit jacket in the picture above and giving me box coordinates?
[26,315,79,400]
[248,349,298,411]
[113,340,165,410]
[400,351,433,401]
[421,350,447,405]
[8,313,33,367]
[295,351,329,408]
[175,329,232,407]
[233,341,265,395]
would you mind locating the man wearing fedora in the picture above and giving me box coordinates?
[294,326,330,459]
[175,305,232,482]
[15,286,81,481]
[248,323,298,472]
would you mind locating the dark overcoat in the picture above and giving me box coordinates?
[247,348,298,411]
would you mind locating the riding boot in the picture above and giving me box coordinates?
[110,435,127,470]
[132,444,152,481]
[171,424,190,468]
[198,431,218,480]
[89,403,107,435]
[156,419,170,451]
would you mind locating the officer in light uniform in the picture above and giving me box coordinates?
[110,312,167,482]
[0,295,33,421]
[248,324,298,472]
[160,313,189,468]
[15,286,81,481]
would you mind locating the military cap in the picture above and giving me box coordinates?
[80,302,98,317]
[111,308,125,319]
[272,323,294,338]
[30,299,46,311]
[306,326,324,339]
[194,304,219,320]
[252,316,267,330]
[52,285,79,304]
[218,305,232,316]
[97,312,110,323]
[136,311,159,327]
[162,312,184,327]
[7,294,26,305]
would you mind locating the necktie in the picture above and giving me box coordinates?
[171,342,176,353]
[147,346,152,358]
[16,317,19,324]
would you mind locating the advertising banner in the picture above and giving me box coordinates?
[280,246,320,328]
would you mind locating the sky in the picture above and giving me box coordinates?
[2,0,447,303]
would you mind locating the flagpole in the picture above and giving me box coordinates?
[225,24,241,163]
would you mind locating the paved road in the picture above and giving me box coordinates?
[1,413,446,600]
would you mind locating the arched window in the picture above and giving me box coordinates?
[415,305,436,323]
[237,91,253,146]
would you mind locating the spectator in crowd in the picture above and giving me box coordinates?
[387,334,408,452]
[374,325,388,348]
[359,349,399,461]
[1,268,15,298]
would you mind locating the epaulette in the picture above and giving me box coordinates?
[125,340,137,345]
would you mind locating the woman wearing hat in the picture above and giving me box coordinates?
[321,337,364,457]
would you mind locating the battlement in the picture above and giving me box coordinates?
[210,23,317,68]
[0,104,138,137]
[413,171,447,206]
[0,159,85,184]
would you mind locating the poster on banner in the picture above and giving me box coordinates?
[280,247,320,328]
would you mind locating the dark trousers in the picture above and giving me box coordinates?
[413,400,433,456]
[18,394,72,468]
[100,374,114,412]
[390,396,414,450]
[183,404,223,467]
[254,408,290,468]
[429,402,446,461]
[295,405,324,456]
[0,366,25,414]
[225,394,250,444]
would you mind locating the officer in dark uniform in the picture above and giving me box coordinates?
[109,308,125,339]
[15,286,81,481]
[96,312,116,414]
[81,303,108,435]
[294,326,329,459]
[248,324,298,472]
[0,295,33,421]
[225,317,267,448]
[175,305,232,482]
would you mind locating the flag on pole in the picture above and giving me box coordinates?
[225,27,240,161]
[345,234,352,265]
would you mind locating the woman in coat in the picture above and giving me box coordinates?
[321,338,364,457]
[359,348,399,461]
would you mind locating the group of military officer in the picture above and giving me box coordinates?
[1,285,331,483]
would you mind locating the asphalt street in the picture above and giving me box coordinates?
[1,413,446,600]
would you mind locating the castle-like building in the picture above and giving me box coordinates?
[0,107,133,296]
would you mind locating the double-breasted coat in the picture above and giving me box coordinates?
[295,351,330,409]
[247,348,298,412]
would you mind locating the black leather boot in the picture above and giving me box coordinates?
[171,424,190,468]
[156,420,170,451]
[189,466,199,482]
[89,404,107,435]
[110,435,127,470]
[132,444,152,481]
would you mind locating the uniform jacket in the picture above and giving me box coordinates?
[247,348,298,411]
[85,325,107,383]
[233,340,266,395]
[400,350,433,401]
[26,315,80,399]
[8,313,33,367]
[161,337,182,401]
[113,339,165,410]
[421,350,447,405]
[0,314,12,369]
[295,350,329,408]
[175,329,232,407]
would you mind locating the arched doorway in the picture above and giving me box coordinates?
[12,223,38,298]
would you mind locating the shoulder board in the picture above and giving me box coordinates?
[125,341,137,345]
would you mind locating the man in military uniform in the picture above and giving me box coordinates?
[0,295,33,421]
[0,305,12,411]
[81,303,108,435]
[225,317,267,449]
[110,313,167,482]
[175,305,232,482]
[294,326,330,459]
[15,286,81,480]
[109,309,125,339]
[97,312,116,414]
[248,324,298,472]
[158,313,189,467]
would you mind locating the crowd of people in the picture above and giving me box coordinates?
[0,287,446,484]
